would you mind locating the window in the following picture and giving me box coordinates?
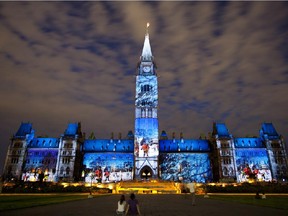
[141,85,152,92]
[223,157,231,165]
[64,143,73,148]
[148,108,152,117]
[62,157,70,164]
[11,157,19,164]
[66,167,70,175]
[14,142,23,148]
[141,101,152,106]
[223,167,228,176]
[60,167,64,174]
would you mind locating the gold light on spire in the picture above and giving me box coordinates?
[146,22,150,34]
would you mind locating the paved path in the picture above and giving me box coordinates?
[1,194,287,216]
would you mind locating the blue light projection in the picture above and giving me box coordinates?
[234,138,265,148]
[235,149,272,182]
[214,123,231,138]
[15,122,33,137]
[28,138,59,148]
[22,149,58,182]
[135,118,158,157]
[64,123,79,135]
[83,153,134,183]
[260,123,280,140]
[83,139,134,153]
[135,75,158,107]
[159,139,210,152]
[159,153,212,183]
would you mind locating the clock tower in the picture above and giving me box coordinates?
[134,23,159,179]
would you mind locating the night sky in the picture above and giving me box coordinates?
[1,2,288,173]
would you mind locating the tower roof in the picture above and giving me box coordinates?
[15,122,33,137]
[260,122,279,139]
[141,23,153,61]
[64,122,81,136]
[213,123,231,138]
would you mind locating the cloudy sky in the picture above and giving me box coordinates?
[0,1,287,173]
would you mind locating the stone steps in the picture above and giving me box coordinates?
[115,181,181,194]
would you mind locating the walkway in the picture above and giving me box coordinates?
[1,194,287,216]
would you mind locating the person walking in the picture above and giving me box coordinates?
[125,193,141,216]
[116,195,126,215]
[186,181,196,206]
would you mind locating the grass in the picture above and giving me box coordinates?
[1,194,288,212]
[0,194,88,211]
[208,195,288,210]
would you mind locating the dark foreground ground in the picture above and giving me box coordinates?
[1,194,287,216]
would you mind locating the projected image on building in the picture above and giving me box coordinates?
[235,149,272,182]
[83,153,134,183]
[22,149,58,182]
[159,153,212,183]
[135,118,159,157]
[135,76,158,107]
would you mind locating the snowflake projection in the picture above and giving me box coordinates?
[159,153,212,183]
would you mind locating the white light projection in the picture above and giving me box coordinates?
[135,75,158,108]
[135,74,159,159]
[135,118,159,157]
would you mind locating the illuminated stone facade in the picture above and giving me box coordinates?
[3,30,288,183]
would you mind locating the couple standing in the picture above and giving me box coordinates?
[116,193,141,216]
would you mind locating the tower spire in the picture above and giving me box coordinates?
[141,22,153,61]
[146,22,150,35]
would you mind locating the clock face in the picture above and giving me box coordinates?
[143,66,151,73]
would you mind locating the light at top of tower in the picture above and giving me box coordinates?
[142,22,153,61]
[146,22,150,35]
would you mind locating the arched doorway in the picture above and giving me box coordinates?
[140,166,153,180]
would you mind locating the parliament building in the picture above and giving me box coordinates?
[3,28,288,184]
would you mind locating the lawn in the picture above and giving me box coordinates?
[208,195,288,210]
[0,194,88,211]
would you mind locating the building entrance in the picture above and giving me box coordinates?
[140,166,153,180]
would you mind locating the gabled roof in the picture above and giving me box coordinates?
[15,122,33,137]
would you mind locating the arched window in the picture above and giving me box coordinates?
[60,167,64,174]
[229,167,234,175]
[223,167,228,176]
[66,167,70,175]
[141,85,152,92]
